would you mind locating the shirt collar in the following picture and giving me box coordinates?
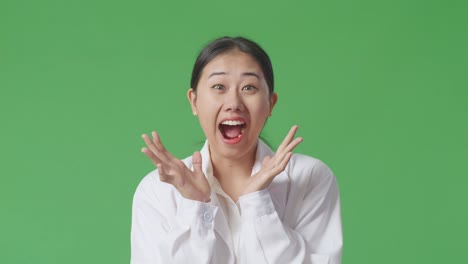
[198,139,274,183]
[198,139,289,217]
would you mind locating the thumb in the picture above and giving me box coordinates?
[192,151,203,176]
[262,155,271,167]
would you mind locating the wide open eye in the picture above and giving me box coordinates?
[242,85,257,92]
[212,84,225,90]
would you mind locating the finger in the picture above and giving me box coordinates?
[262,155,272,168]
[192,151,203,177]
[151,131,163,150]
[271,137,301,168]
[277,152,293,172]
[266,152,293,179]
[141,147,161,166]
[276,137,303,160]
[282,136,303,154]
[151,131,175,160]
[141,133,171,163]
[157,163,172,183]
[277,125,299,153]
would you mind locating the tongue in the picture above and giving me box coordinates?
[223,125,242,139]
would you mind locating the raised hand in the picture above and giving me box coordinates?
[141,131,211,202]
[241,125,303,196]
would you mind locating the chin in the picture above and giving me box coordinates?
[209,133,258,160]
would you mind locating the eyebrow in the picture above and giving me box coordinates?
[208,72,226,78]
[242,72,260,79]
[208,72,260,79]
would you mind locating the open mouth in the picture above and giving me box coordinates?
[218,120,246,140]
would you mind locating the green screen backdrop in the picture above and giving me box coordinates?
[1,0,467,263]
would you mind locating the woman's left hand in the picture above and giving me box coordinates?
[241,125,303,196]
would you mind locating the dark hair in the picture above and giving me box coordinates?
[190,36,274,95]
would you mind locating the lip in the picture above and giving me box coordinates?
[218,116,248,145]
[218,117,247,125]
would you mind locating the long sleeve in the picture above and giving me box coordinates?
[130,172,230,264]
[131,141,343,264]
[237,159,343,264]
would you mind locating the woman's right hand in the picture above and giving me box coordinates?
[141,131,211,202]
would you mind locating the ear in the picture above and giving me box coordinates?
[187,88,197,115]
[269,92,278,116]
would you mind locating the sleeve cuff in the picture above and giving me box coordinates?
[176,196,219,230]
[238,189,275,220]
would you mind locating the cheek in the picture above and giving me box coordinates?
[247,102,271,128]
[248,96,271,114]
[195,94,221,131]
[196,93,220,112]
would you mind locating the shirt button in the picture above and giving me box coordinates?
[203,211,213,222]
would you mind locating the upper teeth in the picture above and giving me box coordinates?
[221,120,245,126]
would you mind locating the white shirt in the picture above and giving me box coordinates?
[131,140,343,264]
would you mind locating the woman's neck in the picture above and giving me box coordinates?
[209,144,257,200]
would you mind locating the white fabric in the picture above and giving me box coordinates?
[131,140,343,264]
[208,175,242,257]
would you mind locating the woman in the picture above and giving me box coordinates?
[131,36,342,264]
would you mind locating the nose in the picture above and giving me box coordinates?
[223,89,244,112]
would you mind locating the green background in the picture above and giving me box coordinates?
[1,0,467,263]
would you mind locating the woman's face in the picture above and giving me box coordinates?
[188,50,277,161]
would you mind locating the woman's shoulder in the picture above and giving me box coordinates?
[132,171,176,212]
[287,153,336,187]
